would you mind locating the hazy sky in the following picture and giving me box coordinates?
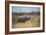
[12,6,40,13]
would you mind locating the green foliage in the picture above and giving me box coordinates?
[17,20,26,22]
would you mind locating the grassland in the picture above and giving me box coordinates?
[12,15,40,28]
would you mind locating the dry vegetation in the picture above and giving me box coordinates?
[12,15,40,28]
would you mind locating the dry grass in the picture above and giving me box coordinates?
[12,15,40,28]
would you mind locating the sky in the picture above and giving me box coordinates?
[12,6,40,13]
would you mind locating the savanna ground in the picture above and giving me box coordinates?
[12,14,40,28]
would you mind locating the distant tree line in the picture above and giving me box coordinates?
[12,11,40,15]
